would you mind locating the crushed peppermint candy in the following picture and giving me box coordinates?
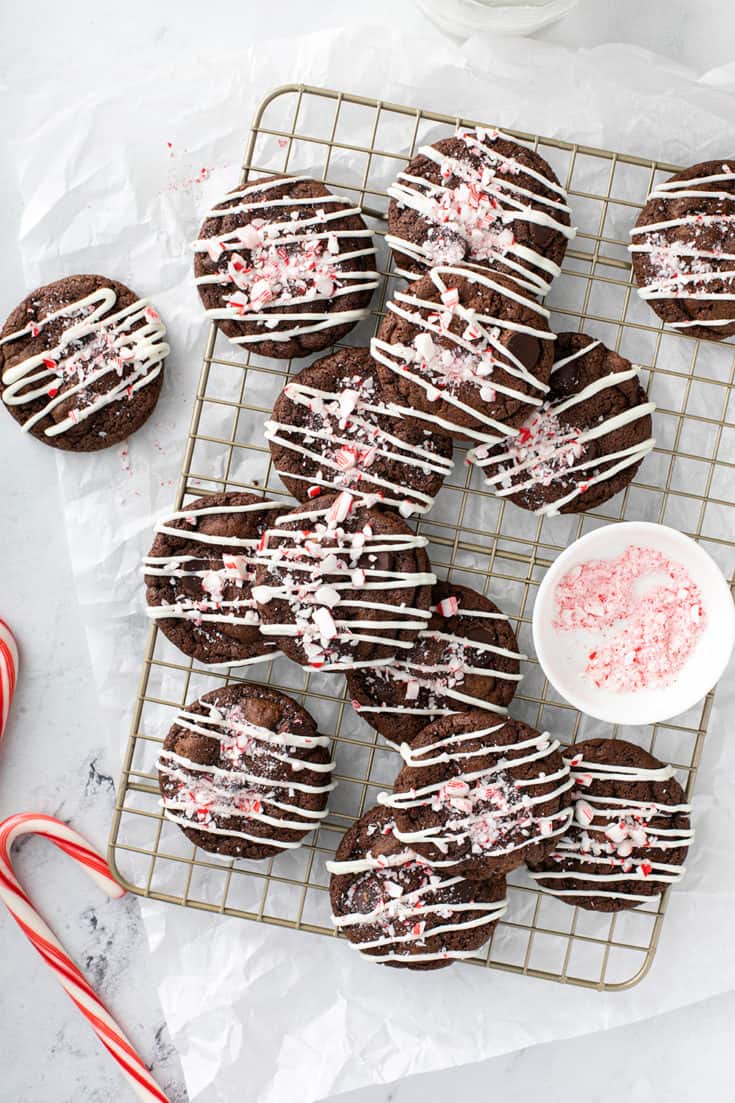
[254,496,431,669]
[331,808,505,960]
[1,287,168,438]
[437,595,459,618]
[158,695,333,846]
[398,331,499,399]
[426,766,542,855]
[554,545,706,692]
[496,406,583,491]
[392,137,533,272]
[196,180,378,343]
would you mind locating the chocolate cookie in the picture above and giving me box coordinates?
[630,159,735,340]
[382,713,573,880]
[253,491,434,671]
[528,739,693,912]
[371,266,554,443]
[265,346,454,516]
[158,683,334,859]
[327,805,507,969]
[347,581,523,744]
[387,126,575,295]
[193,175,378,359]
[469,334,655,515]
[0,274,167,451]
[144,492,284,667]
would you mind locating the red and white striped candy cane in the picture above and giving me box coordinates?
[0,619,19,742]
[0,813,169,1103]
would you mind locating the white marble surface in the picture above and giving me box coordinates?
[1,2,734,1101]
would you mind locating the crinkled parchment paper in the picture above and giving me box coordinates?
[8,24,735,1103]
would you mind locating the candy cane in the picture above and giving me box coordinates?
[0,813,169,1103]
[0,619,19,742]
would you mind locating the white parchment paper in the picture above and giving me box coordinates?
[8,24,735,1102]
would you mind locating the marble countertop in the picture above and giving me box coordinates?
[1,2,734,1100]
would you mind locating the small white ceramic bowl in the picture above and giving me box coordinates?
[532,522,735,726]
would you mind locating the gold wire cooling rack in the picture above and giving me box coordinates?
[108,84,735,991]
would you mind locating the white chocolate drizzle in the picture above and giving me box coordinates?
[144,499,283,660]
[387,126,575,295]
[1,287,168,437]
[629,164,735,330]
[352,598,524,721]
[159,696,335,850]
[468,338,655,515]
[253,491,435,671]
[379,723,573,862]
[528,752,693,903]
[327,812,507,964]
[193,175,379,345]
[371,265,554,444]
[266,369,453,517]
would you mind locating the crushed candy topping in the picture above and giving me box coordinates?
[554,545,706,692]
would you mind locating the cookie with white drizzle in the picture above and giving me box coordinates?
[346,581,523,744]
[144,491,284,668]
[630,158,735,341]
[468,333,655,515]
[387,126,575,296]
[253,490,435,671]
[266,346,454,517]
[381,713,573,880]
[528,738,692,912]
[327,804,507,970]
[0,274,167,451]
[158,683,335,860]
[371,265,554,444]
[193,175,379,359]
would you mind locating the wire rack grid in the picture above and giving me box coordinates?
[108,84,735,992]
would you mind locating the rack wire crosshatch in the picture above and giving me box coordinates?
[108,84,735,991]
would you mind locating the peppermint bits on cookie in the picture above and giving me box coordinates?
[630,159,735,340]
[469,333,655,515]
[328,805,507,969]
[265,346,453,516]
[193,175,379,358]
[253,492,435,671]
[387,126,575,295]
[381,714,573,880]
[346,580,524,744]
[144,491,284,667]
[528,738,692,911]
[371,266,555,444]
[158,683,335,860]
[0,274,168,451]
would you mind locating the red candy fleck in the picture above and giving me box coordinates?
[325,491,354,526]
[437,596,459,618]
